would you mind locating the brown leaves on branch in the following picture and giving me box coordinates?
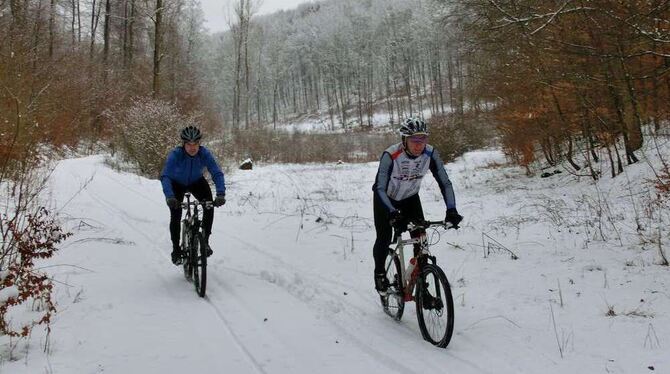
[1,208,71,338]
[453,1,670,177]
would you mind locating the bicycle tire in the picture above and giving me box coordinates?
[192,232,207,297]
[182,227,193,280]
[416,263,454,348]
[381,254,405,321]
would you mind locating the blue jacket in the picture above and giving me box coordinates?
[160,146,226,198]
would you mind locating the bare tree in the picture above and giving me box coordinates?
[153,0,163,97]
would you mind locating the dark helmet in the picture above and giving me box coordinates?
[399,118,428,137]
[180,125,202,142]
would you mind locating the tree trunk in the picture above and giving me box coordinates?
[617,45,642,163]
[325,81,335,130]
[404,57,412,116]
[71,0,77,47]
[153,0,163,98]
[90,0,101,59]
[566,134,581,171]
[447,53,454,113]
[10,0,24,27]
[77,0,81,42]
[49,0,56,57]
[103,0,111,63]
[385,67,394,125]
[605,143,616,178]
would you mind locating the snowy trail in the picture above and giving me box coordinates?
[204,235,421,374]
[3,153,668,373]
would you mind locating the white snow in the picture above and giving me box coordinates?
[1,144,668,373]
[275,107,437,133]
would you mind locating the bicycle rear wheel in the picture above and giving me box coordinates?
[381,254,404,321]
[416,263,454,348]
[192,232,207,297]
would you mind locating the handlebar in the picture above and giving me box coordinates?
[407,220,459,231]
[392,219,458,242]
[181,193,215,210]
[181,200,214,210]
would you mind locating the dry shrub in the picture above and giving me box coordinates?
[655,165,670,196]
[429,113,495,162]
[1,208,70,338]
[221,126,396,163]
[1,151,70,341]
[106,97,201,177]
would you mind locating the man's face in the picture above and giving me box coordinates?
[405,135,427,156]
[184,141,200,156]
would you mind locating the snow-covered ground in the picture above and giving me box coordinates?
[2,144,669,373]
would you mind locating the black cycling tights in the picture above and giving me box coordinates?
[372,193,425,274]
[169,177,214,248]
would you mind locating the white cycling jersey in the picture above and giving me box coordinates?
[373,142,455,211]
[386,143,431,200]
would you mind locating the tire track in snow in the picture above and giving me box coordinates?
[88,193,270,374]
[206,270,419,374]
[222,230,497,374]
[217,233,423,374]
[203,295,269,374]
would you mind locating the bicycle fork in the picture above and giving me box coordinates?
[180,220,188,250]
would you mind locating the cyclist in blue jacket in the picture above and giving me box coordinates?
[161,126,226,265]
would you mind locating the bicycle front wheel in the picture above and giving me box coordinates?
[182,229,193,280]
[192,232,207,297]
[416,263,454,348]
[381,254,404,321]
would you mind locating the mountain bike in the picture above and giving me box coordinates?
[380,220,456,348]
[180,193,213,298]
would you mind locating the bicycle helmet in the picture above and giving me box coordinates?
[399,118,428,137]
[180,125,202,142]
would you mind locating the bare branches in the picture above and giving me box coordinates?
[488,0,596,31]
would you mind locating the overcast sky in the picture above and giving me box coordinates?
[198,0,315,33]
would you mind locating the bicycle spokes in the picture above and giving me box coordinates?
[416,264,454,348]
[382,256,405,321]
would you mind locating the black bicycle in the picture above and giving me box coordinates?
[380,220,456,348]
[180,193,213,298]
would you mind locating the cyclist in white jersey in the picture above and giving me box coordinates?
[372,118,463,294]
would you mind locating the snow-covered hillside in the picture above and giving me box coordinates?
[2,146,668,373]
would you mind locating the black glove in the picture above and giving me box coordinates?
[389,210,403,229]
[445,208,463,227]
[214,194,226,207]
[166,197,180,210]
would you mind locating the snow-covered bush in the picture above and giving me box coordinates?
[106,97,201,178]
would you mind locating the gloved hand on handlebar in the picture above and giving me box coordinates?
[166,197,180,210]
[214,194,226,207]
[445,208,463,227]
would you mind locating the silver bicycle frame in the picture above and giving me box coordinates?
[388,228,432,294]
